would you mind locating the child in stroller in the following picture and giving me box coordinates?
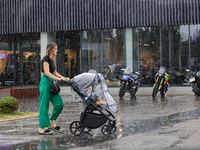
[86,85,107,105]
[63,71,117,135]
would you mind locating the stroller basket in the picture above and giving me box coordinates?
[82,112,107,129]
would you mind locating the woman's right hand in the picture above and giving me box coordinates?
[66,77,70,81]
[58,77,69,81]
[57,77,63,81]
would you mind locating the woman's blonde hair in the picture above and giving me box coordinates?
[45,42,57,59]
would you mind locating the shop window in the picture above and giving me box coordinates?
[63,49,76,78]
[103,29,125,86]
[133,27,160,86]
[80,29,125,86]
[0,49,15,86]
[162,25,190,86]
[190,25,200,72]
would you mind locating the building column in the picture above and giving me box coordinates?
[40,32,56,60]
[125,28,133,70]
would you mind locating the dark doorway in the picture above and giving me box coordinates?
[19,47,40,86]
[59,46,80,78]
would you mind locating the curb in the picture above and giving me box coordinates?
[0,115,39,123]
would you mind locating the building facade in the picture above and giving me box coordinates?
[0,0,200,87]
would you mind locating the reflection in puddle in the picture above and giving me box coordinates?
[5,133,117,150]
[126,108,200,135]
[0,133,10,149]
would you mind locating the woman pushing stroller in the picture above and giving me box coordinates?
[39,42,70,135]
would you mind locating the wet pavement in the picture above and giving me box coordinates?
[1,93,200,149]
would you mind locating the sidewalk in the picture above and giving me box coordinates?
[1,94,200,149]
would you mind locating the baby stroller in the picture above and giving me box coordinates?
[63,70,117,136]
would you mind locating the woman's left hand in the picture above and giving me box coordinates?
[59,77,70,81]
[66,77,70,81]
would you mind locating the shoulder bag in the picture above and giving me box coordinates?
[46,75,61,94]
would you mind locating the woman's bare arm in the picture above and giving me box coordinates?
[43,62,62,81]
[54,70,70,81]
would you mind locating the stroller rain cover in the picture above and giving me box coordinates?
[70,73,117,113]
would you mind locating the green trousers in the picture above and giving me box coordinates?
[39,75,64,128]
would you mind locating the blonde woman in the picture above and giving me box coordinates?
[39,42,70,135]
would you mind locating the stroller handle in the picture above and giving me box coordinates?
[62,79,71,85]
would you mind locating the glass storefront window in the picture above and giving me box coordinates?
[162,25,189,85]
[23,51,37,85]
[80,29,125,86]
[0,36,15,86]
[57,31,80,46]
[81,30,102,72]
[63,49,76,78]
[1,26,198,88]
[190,25,200,72]
[0,49,15,86]
[0,33,40,86]
[132,26,191,86]
[103,29,125,86]
[133,27,160,86]
[20,33,40,48]
[56,31,80,78]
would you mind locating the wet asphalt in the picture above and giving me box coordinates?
[1,92,200,150]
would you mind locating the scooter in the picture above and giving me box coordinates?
[189,71,200,97]
[119,67,141,98]
[152,66,169,98]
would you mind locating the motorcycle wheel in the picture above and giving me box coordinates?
[119,83,126,98]
[130,86,138,97]
[193,83,200,97]
[152,83,159,98]
[160,89,165,97]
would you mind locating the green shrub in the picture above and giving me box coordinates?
[0,97,19,113]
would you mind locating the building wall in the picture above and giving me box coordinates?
[0,0,199,34]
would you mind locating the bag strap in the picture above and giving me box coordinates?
[44,75,52,85]
[44,72,58,85]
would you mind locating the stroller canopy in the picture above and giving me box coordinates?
[70,72,117,113]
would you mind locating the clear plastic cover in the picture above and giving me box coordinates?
[70,73,117,113]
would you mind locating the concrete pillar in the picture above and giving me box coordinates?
[40,32,56,60]
[125,28,133,70]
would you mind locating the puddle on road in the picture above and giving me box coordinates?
[124,108,200,135]
[2,108,200,150]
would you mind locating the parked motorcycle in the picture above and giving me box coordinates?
[105,63,123,82]
[152,66,169,98]
[189,71,200,97]
[167,67,188,85]
[119,67,141,98]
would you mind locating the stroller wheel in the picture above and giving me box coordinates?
[70,121,84,136]
[83,127,92,133]
[101,125,116,135]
